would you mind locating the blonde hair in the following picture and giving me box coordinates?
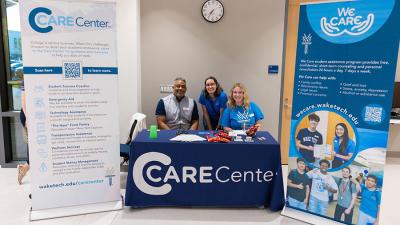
[228,83,250,109]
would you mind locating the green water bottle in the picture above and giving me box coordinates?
[149,125,158,139]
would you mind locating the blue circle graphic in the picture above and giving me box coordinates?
[306,0,395,44]
[292,108,359,172]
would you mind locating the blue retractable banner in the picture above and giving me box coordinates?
[286,0,399,224]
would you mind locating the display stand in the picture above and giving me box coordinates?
[29,196,123,221]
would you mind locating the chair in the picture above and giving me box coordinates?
[120,113,147,165]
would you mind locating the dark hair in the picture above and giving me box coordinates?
[367,174,378,183]
[319,159,330,167]
[308,113,320,122]
[335,123,350,155]
[203,76,223,99]
[342,166,351,173]
[297,158,305,163]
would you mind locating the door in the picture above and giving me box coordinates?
[280,0,330,164]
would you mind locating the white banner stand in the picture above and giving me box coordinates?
[30,196,123,221]
[20,1,123,220]
[281,206,345,225]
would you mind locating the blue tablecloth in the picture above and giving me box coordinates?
[125,130,285,211]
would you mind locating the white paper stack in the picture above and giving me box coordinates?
[228,130,246,136]
[170,134,207,142]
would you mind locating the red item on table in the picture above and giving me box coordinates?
[246,125,258,137]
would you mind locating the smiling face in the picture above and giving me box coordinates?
[309,119,319,129]
[173,79,187,99]
[366,177,377,189]
[319,161,329,172]
[205,78,217,95]
[336,125,345,138]
[341,168,351,178]
[297,160,306,172]
[232,86,244,105]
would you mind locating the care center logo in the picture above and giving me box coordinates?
[320,7,374,37]
[305,0,395,44]
[28,7,111,33]
[132,152,276,196]
[133,152,173,195]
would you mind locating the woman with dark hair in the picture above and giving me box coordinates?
[332,123,356,168]
[199,76,227,130]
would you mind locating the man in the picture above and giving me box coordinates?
[333,167,357,224]
[307,159,338,216]
[287,158,310,210]
[296,113,323,163]
[155,77,199,130]
[356,175,381,225]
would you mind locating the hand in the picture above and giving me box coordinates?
[254,124,262,131]
[307,146,314,151]
[374,220,379,225]
[224,127,232,132]
[356,183,361,193]
[344,208,351,214]
[297,183,304,190]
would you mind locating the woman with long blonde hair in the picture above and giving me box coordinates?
[220,83,264,131]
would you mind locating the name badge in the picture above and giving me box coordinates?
[249,113,255,118]
[183,107,190,111]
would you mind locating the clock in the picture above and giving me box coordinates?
[201,0,224,23]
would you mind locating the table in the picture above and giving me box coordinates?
[125,130,285,211]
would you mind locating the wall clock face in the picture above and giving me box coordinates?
[202,0,224,23]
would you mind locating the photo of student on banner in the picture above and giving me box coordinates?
[295,111,358,170]
[307,159,338,216]
[354,174,382,225]
[286,158,310,210]
[332,123,356,169]
[296,113,323,165]
[333,167,357,224]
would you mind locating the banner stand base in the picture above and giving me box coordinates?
[29,196,124,221]
[281,206,345,225]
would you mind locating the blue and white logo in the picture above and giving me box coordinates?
[28,7,111,33]
[133,152,276,196]
[306,0,395,44]
[105,167,116,187]
[320,8,374,37]
[301,34,312,54]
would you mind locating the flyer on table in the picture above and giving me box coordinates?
[287,0,399,225]
[19,0,120,210]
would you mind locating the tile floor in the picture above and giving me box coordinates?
[1,161,399,225]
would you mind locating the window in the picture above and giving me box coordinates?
[0,0,27,166]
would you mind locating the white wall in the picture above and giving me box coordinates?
[116,0,141,142]
[140,0,286,139]
[388,46,400,153]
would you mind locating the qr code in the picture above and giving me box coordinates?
[63,62,81,79]
[364,106,383,123]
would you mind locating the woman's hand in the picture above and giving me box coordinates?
[254,123,262,131]
[224,127,232,132]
